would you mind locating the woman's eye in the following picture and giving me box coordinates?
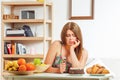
[66,34,71,37]
[72,34,76,37]
[66,34,76,37]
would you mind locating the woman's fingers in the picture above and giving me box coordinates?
[60,63,66,73]
[73,40,80,48]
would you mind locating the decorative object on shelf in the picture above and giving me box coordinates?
[21,10,35,19]
[3,14,19,20]
[22,25,34,37]
[30,48,36,55]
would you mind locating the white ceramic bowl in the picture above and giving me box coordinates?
[34,64,50,73]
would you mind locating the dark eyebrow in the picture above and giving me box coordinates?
[66,34,76,37]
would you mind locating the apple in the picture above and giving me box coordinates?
[34,58,41,65]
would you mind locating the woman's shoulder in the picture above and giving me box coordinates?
[82,48,88,55]
[51,40,62,47]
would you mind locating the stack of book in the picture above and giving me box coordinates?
[6,29,25,37]
[4,42,26,55]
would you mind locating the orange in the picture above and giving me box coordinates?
[17,58,26,66]
[18,65,27,71]
[26,63,35,71]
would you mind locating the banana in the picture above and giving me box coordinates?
[13,61,19,68]
[12,66,17,71]
[7,61,13,67]
[5,60,19,71]
[8,68,13,71]
[5,64,9,70]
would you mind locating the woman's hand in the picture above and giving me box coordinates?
[59,62,66,73]
[71,40,80,49]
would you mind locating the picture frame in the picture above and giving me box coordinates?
[20,10,35,19]
[69,0,94,20]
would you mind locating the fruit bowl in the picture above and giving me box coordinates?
[8,71,34,75]
[34,64,50,73]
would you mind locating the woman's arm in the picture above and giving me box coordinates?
[70,48,88,69]
[79,49,88,68]
[69,40,88,69]
[44,41,61,73]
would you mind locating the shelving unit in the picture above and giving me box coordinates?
[1,1,53,77]
[2,54,44,59]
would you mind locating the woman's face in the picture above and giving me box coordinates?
[65,30,77,46]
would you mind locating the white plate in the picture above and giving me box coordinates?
[89,74,105,76]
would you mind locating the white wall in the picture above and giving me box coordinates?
[101,58,120,80]
[53,0,120,59]
[1,0,120,80]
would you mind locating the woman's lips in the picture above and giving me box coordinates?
[69,41,74,44]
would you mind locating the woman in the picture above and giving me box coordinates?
[44,22,88,73]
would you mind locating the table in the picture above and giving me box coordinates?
[3,73,113,80]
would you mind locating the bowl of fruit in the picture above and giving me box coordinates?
[4,58,35,75]
[33,58,50,73]
[34,63,50,73]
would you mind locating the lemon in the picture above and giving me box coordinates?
[37,0,44,3]
[40,63,46,66]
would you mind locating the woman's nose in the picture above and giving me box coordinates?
[69,36,74,39]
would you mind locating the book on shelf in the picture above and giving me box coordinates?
[6,29,24,34]
[6,29,25,37]
[4,42,27,55]
[16,43,19,54]
[4,42,9,54]
[7,42,12,54]
[17,43,26,55]
[6,34,25,37]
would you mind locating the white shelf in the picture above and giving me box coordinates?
[2,1,52,6]
[1,1,53,77]
[2,19,52,23]
[3,37,52,41]
[2,54,44,58]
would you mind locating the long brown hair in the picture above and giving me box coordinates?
[61,22,83,60]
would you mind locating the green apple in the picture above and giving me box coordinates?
[34,58,41,65]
